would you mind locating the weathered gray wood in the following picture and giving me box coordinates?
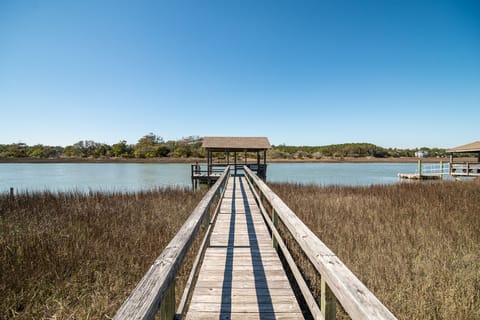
[114,168,229,320]
[194,279,294,289]
[184,176,303,319]
[185,312,304,320]
[188,301,301,313]
[244,166,397,320]
[190,294,297,304]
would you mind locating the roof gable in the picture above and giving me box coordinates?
[202,137,271,150]
[447,141,480,153]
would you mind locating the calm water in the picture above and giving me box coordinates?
[0,162,422,193]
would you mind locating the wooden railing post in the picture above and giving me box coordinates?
[321,277,336,320]
[159,281,175,320]
[271,206,279,251]
[203,203,211,230]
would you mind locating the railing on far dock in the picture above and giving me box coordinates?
[114,167,230,320]
[417,160,449,176]
[450,162,480,176]
[191,163,267,178]
[244,166,397,320]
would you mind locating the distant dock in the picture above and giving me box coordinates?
[398,173,442,180]
[398,160,445,181]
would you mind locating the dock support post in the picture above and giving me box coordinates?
[449,154,453,175]
[263,150,267,180]
[320,277,336,320]
[439,160,443,180]
[417,160,422,177]
[10,187,14,199]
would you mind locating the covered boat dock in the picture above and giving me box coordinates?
[192,136,271,189]
[447,141,480,177]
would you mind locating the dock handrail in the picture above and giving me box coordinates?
[114,167,230,320]
[450,162,480,176]
[244,166,397,320]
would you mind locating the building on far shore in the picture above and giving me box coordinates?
[414,151,429,158]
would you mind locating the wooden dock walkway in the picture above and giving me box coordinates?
[185,176,303,319]
[114,166,397,320]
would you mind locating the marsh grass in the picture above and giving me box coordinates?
[271,180,480,319]
[2,180,479,319]
[0,188,204,319]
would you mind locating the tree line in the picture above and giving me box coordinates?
[0,134,204,159]
[270,143,448,159]
[0,135,447,159]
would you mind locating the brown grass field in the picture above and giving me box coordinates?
[0,189,204,319]
[271,179,480,319]
[1,179,479,319]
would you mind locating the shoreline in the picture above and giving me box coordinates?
[0,156,468,164]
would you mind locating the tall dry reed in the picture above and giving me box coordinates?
[0,188,203,319]
[271,180,480,319]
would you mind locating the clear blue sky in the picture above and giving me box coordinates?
[1,0,479,148]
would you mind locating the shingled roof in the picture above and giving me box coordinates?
[447,141,480,153]
[202,137,271,151]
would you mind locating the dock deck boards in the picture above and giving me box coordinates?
[185,176,304,319]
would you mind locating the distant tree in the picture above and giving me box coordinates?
[134,133,166,158]
[172,140,192,158]
[27,144,62,158]
[171,136,204,158]
[63,140,110,158]
[111,140,133,157]
[0,143,29,157]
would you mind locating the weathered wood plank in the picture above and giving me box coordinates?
[190,294,297,304]
[189,287,297,297]
[194,279,293,289]
[185,312,304,320]
[195,273,290,282]
[185,176,303,320]
[188,302,301,313]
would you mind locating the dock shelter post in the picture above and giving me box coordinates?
[234,152,237,176]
